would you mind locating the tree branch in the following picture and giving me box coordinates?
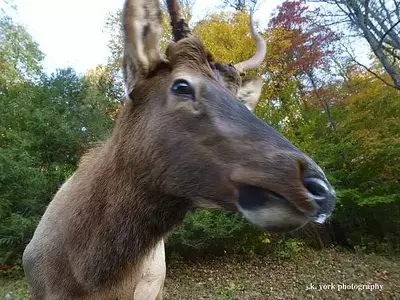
[378,18,400,48]
[352,58,399,89]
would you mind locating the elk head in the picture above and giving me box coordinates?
[120,0,336,232]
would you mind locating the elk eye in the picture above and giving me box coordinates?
[171,79,195,99]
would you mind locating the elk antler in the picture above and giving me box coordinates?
[166,0,192,41]
[234,11,266,74]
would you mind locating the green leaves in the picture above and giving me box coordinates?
[0,0,399,264]
[0,17,44,85]
[166,210,265,255]
[0,67,117,263]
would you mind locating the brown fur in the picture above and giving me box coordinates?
[23,1,335,299]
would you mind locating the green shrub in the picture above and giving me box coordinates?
[166,210,267,256]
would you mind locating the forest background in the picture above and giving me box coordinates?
[0,0,399,270]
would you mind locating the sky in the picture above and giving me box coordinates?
[10,0,282,75]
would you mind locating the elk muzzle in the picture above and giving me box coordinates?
[231,156,336,232]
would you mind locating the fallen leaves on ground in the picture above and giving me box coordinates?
[163,248,400,300]
[1,247,399,299]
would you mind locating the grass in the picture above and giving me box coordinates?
[1,247,399,299]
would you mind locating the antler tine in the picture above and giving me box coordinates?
[234,11,266,74]
[166,0,191,41]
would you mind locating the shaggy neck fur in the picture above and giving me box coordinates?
[66,101,191,292]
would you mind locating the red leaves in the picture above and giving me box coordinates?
[267,0,338,76]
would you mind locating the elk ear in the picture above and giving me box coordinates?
[122,0,163,94]
[237,77,263,112]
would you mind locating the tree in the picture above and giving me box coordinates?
[261,1,339,132]
[0,16,44,85]
[329,70,400,249]
[221,0,258,11]
[160,0,195,17]
[0,67,119,263]
[311,0,400,90]
[268,1,337,77]
[194,11,262,66]
[0,0,16,16]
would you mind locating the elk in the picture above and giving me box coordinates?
[22,0,336,299]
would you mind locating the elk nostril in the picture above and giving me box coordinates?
[303,177,329,201]
[301,165,336,221]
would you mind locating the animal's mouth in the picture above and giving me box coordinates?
[238,185,289,210]
[237,185,330,226]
